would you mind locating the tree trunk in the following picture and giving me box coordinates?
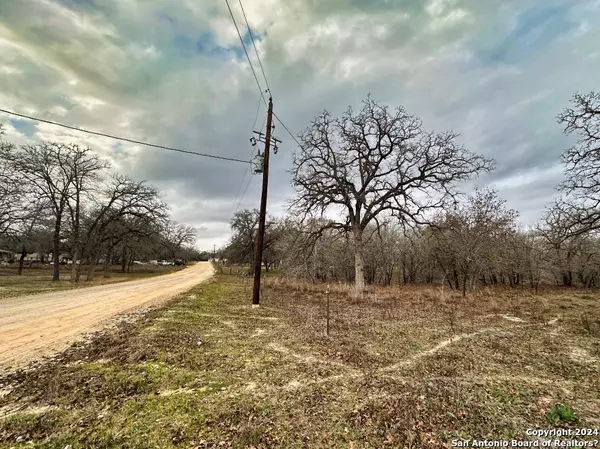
[86,257,97,281]
[528,270,534,289]
[127,253,134,272]
[70,247,79,282]
[462,272,468,297]
[17,245,26,276]
[384,266,393,286]
[52,216,61,281]
[353,226,365,296]
[75,251,83,282]
[103,247,113,278]
[70,190,81,283]
[121,246,127,273]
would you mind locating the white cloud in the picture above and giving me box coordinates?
[71,95,107,111]
[0,0,598,249]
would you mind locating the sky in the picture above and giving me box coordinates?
[0,0,599,251]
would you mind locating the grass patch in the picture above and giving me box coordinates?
[1,276,599,448]
[546,403,579,426]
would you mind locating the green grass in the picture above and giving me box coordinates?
[0,264,186,299]
[1,275,599,448]
[547,404,578,426]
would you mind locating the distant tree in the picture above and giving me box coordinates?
[556,91,600,236]
[538,200,586,287]
[431,189,518,296]
[227,209,259,270]
[0,125,26,237]
[13,201,51,275]
[226,209,278,274]
[291,96,494,296]
[77,175,167,281]
[2,142,105,281]
[160,220,197,261]
[65,148,108,281]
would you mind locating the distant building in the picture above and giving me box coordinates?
[0,249,14,262]
[47,253,70,263]
[24,253,44,261]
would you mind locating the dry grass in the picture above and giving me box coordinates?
[0,274,599,448]
[0,264,188,299]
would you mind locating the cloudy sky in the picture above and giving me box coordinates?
[1,0,599,250]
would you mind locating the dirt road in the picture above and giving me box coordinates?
[0,262,214,373]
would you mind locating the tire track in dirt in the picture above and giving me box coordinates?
[264,315,562,392]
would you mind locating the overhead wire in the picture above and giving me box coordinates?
[230,88,264,216]
[230,160,252,216]
[237,0,271,95]
[251,94,262,131]
[225,0,302,153]
[273,111,302,149]
[223,0,268,107]
[0,108,251,164]
[233,171,254,215]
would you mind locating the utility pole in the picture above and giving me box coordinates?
[213,244,216,262]
[252,97,275,306]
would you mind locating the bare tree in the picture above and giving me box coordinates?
[77,174,168,281]
[291,96,494,295]
[226,209,278,274]
[160,220,197,262]
[537,200,589,287]
[227,209,259,272]
[556,91,600,235]
[431,189,518,296]
[66,148,108,281]
[2,142,101,281]
[0,126,26,237]
[13,201,51,275]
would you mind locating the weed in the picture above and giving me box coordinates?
[546,403,578,426]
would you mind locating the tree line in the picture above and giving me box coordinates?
[223,92,600,295]
[0,126,199,281]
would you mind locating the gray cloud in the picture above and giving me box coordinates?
[1,0,599,249]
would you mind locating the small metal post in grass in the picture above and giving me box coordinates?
[326,284,330,337]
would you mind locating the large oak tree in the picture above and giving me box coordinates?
[291,96,494,295]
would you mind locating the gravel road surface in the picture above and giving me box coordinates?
[0,262,213,372]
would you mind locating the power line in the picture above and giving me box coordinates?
[230,157,252,215]
[237,0,271,95]
[273,111,302,149]
[233,92,264,213]
[223,0,268,106]
[0,108,251,164]
[224,0,302,156]
[251,95,262,131]
[234,1,302,153]
[233,171,254,215]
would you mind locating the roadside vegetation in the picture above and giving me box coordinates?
[1,271,598,448]
[0,124,203,284]
[221,93,600,302]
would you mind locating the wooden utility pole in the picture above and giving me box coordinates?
[252,97,274,306]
